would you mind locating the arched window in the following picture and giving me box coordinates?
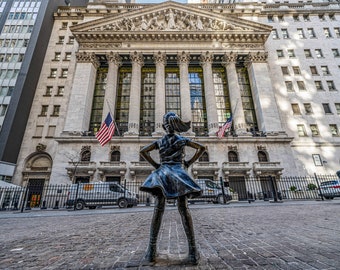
[258,151,268,162]
[199,152,209,162]
[81,150,91,162]
[110,151,120,162]
[228,151,239,162]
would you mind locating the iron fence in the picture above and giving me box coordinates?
[0,174,338,211]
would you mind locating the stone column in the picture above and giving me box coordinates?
[223,52,247,135]
[102,52,121,122]
[125,51,144,136]
[152,51,166,136]
[200,52,219,136]
[63,52,99,134]
[246,51,283,134]
[177,51,193,135]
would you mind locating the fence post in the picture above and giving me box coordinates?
[21,187,29,212]
[73,182,80,211]
[219,177,226,204]
[269,176,279,203]
[314,173,324,201]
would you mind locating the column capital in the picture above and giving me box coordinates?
[130,51,144,66]
[177,51,190,65]
[222,52,238,65]
[246,51,268,63]
[200,51,213,66]
[153,51,167,65]
[106,52,122,66]
[76,51,100,68]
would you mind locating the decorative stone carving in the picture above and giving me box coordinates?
[111,146,120,151]
[228,145,238,151]
[177,51,190,65]
[89,8,247,33]
[76,52,100,68]
[153,51,167,65]
[130,51,144,66]
[200,51,213,66]
[246,51,268,63]
[257,145,266,151]
[223,52,238,64]
[36,143,46,152]
[106,52,122,66]
[81,145,91,152]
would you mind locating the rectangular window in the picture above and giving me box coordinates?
[293,15,300,22]
[68,36,75,44]
[329,14,336,21]
[292,66,301,75]
[272,29,279,39]
[321,66,330,75]
[335,103,340,114]
[60,69,68,78]
[57,36,64,44]
[319,14,325,21]
[297,124,307,136]
[297,28,305,39]
[61,22,68,29]
[332,49,340,57]
[322,103,332,114]
[54,52,61,61]
[49,69,57,78]
[282,29,289,39]
[287,50,295,58]
[329,124,339,136]
[304,103,313,114]
[285,81,294,92]
[268,15,274,23]
[291,103,301,115]
[46,125,56,138]
[40,105,48,116]
[0,105,8,116]
[315,81,324,91]
[335,27,340,38]
[51,105,60,116]
[310,124,320,136]
[310,66,318,75]
[57,86,64,96]
[297,81,306,91]
[327,81,336,91]
[64,52,72,61]
[324,28,332,38]
[277,50,284,58]
[213,68,231,124]
[281,66,289,75]
[304,49,312,58]
[278,16,284,22]
[315,49,323,58]
[34,125,43,137]
[45,86,52,96]
[307,28,316,38]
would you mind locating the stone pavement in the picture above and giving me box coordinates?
[0,200,340,270]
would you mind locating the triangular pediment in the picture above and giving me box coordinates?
[71,1,271,43]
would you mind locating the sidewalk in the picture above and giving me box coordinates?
[0,200,340,269]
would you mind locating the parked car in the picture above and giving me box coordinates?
[319,180,340,199]
[66,182,139,210]
[189,179,232,204]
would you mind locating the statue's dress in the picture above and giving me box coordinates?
[140,134,202,199]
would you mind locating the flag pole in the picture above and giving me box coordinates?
[105,99,121,136]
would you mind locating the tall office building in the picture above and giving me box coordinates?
[10,1,340,200]
[0,0,89,183]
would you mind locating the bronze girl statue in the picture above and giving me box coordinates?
[140,112,206,265]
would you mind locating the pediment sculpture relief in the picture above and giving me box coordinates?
[90,8,246,32]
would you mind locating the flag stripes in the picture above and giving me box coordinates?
[96,112,115,146]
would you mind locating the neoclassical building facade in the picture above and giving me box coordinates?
[13,1,340,196]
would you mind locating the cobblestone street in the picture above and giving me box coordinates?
[0,200,340,270]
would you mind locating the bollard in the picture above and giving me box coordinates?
[146,197,150,206]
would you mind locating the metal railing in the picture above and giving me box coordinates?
[0,174,338,211]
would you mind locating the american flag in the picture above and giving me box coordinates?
[216,116,233,139]
[96,112,115,146]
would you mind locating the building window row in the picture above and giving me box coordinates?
[0,69,19,80]
[268,14,336,23]
[53,52,72,61]
[297,124,339,137]
[291,103,338,115]
[0,53,25,63]
[285,80,337,92]
[44,86,65,96]
[56,36,74,45]
[7,11,38,20]
[2,24,33,34]
[48,68,68,78]
[39,105,60,117]
[272,27,340,40]
[277,48,339,59]
[0,86,14,97]
[0,38,29,48]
